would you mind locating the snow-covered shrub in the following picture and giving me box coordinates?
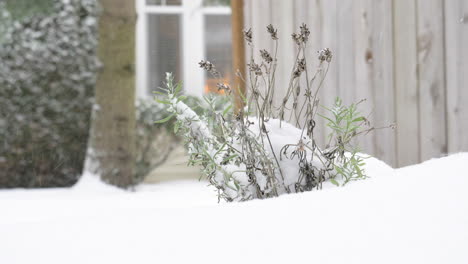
[135,100,177,183]
[0,2,13,43]
[157,24,375,202]
[0,0,100,188]
[135,96,204,183]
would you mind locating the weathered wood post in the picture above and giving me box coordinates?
[231,0,246,111]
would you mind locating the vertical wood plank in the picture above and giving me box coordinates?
[243,0,253,66]
[393,0,420,167]
[306,0,327,147]
[246,0,272,106]
[271,0,295,113]
[317,0,338,147]
[293,0,309,128]
[372,0,397,167]
[250,0,273,58]
[445,0,468,153]
[294,0,308,28]
[247,0,272,103]
[337,0,356,106]
[416,0,447,161]
[353,0,376,157]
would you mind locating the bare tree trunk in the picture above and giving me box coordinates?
[84,0,136,187]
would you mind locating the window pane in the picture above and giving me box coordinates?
[146,0,161,5]
[147,14,182,93]
[146,0,182,6]
[203,0,230,7]
[204,14,232,94]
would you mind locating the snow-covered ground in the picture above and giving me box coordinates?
[1,153,467,264]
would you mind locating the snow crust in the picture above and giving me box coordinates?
[0,153,467,264]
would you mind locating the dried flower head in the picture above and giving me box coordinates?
[291,33,301,45]
[199,59,220,77]
[293,69,300,78]
[266,24,278,40]
[260,49,273,63]
[216,83,231,93]
[243,28,252,44]
[317,48,333,62]
[291,23,311,45]
[199,60,214,71]
[300,23,310,43]
[293,58,306,78]
[247,62,262,76]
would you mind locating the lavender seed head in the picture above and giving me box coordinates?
[266,24,278,40]
[293,58,306,78]
[291,33,301,45]
[216,83,231,93]
[317,48,333,62]
[300,23,310,43]
[199,60,214,71]
[248,62,262,76]
[243,28,252,43]
[260,49,273,63]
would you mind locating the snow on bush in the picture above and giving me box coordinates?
[0,0,209,187]
[0,0,100,188]
[0,2,12,43]
[135,96,205,183]
[156,24,379,202]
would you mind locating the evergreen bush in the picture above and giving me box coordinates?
[135,96,204,183]
[0,0,100,187]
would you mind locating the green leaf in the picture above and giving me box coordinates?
[321,105,333,112]
[177,95,187,102]
[222,154,238,163]
[222,105,233,117]
[237,86,247,103]
[155,98,171,105]
[318,113,335,124]
[335,166,344,176]
[152,91,166,96]
[352,117,365,123]
[202,96,212,106]
[234,180,240,191]
[355,163,364,178]
[330,178,340,186]
[154,113,175,124]
[213,142,227,158]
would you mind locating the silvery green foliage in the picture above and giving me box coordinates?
[0,0,100,188]
[134,96,203,183]
[135,100,177,184]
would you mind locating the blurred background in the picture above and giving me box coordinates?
[0,0,467,189]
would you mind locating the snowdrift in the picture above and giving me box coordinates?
[0,153,467,264]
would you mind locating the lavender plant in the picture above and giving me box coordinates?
[156,24,375,202]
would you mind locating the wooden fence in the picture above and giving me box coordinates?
[243,0,468,167]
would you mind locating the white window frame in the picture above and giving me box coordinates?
[136,0,231,99]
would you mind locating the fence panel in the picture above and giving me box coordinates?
[445,0,468,153]
[244,0,468,167]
